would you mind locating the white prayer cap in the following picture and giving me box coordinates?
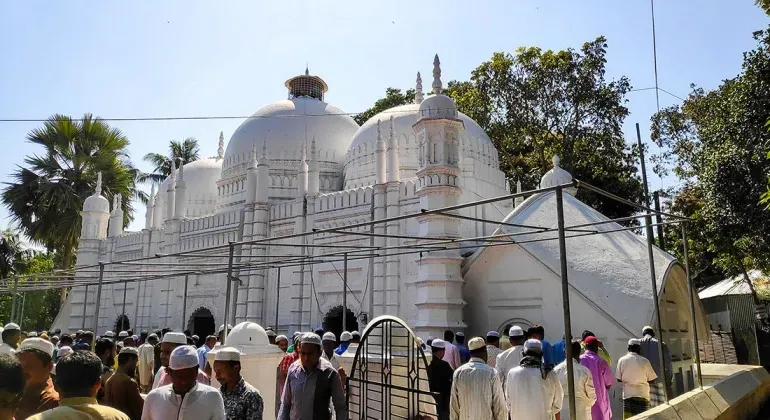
[431,339,446,349]
[340,331,352,342]
[468,337,486,351]
[300,333,322,346]
[162,332,187,345]
[266,330,276,337]
[322,332,336,342]
[524,339,542,352]
[191,334,199,340]
[118,331,129,338]
[352,331,360,338]
[455,332,464,337]
[57,346,74,359]
[119,346,139,356]
[104,331,115,338]
[214,347,241,362]
[132,335,139,341]
[487,331,501,338]
[169,345,199,370]
[275,335,288,343]
[3,323,20,331]
[509,326,524,337]
[642,326,654,334]
[628,338,641,346]
[28,331,38,337]
[76,330,84,335]
[218,324,233,333]
[148,333,159,340]
[292,331,301,338]
[19,338,54,356]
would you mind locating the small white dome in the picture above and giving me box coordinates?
[156,157,222,218]
[539,156,574,189]
[225,322,269,347]
[83,193,109,214]
[418,93,458,121]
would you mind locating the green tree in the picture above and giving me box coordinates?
[2,114,141,270]
[139,137,200,185]
[353,88,414,126]
[651,28,770,282]
[0,252,60,330]
[0,229,28,279]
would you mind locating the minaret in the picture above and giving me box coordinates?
[412,54,466,338]
[217,131,225,159]
[375,120,386,185]
[256,141,271,203]
[144,184,155,229]
[246,144,258,204]
[79,172,110,242]
[387,115,400,183]
[414,71,424,104]
[166,160,176,222]
[152,189,163,229]
[514,179,524,207]
[109,194,124,237]
[307,138,319,195]
[298,141,309,196]
[174,161,187,219]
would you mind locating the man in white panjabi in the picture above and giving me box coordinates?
[449,337,507,420]
[142,345,225,420]
[496,325,526,386]
[506,339,563,420]
[485,330,503,368]
[137,333,158,393]
[553,340,596,420]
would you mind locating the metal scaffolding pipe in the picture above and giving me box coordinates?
[556,186,577,420]
[93,263,105,334]
[223,244,235,340]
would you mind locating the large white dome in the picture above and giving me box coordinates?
[221,97,359,179]
[155,156,222,219]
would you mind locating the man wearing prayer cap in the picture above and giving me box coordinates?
[277,334,301,414]
[485,331,503,368]
[1,323,21,355]
[27,332,38,338]
[455,332,470,364]
[440,330,461,370]
[137,333,157,393]
[275,335,289,353]
[638,326,672,407]
[152,332,209,390]
[579,336,614,420]
[426,339,453,420]
[554,340,595,420]
[15,338,60,419]
[449,337,506,420]
[104,331,115,338]
[496,325,526,386]
[351,331,361,344]
[26,351,129,420]
[213,347,264,420]
[143,345,225,420]
[197,335,217,371]
[321,332,341,370]
[217,324,232,345]
[617,338,657,417]
[118,331,129,339]
[103,347,144,420]
[278,333,346,420]
[333,331,352,355]
[506,339,563,420]
[265,329,277,345]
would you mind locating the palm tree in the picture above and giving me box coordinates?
[2,113,142,270]
[0,229,28,279]
[139,138,200,185]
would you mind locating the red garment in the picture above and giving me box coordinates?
[279,352,298,375]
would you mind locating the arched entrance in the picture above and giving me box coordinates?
[323,305,359,340]
[186,307,215,340]
[114,315,131,333]
[498,317,533,337]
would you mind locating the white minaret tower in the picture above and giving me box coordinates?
[412,54,466,338]
[245,144,259,204]
[152,189,163,229]
[298,141,309,196]
[387,115,400,183]
[256,141,271,203]
[108,194,124,237]
[414,71,424,104]
[375,120,386,185]
[165,161,177,222]
[77,172,110,259]
[514,179,524,207]
[174,161,187,219]
[144,184,155,229]
[217,131,225,159]
[308,138,320,195]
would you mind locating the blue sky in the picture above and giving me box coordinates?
[0,0,766,233]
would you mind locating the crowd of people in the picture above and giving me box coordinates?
[0,318,671,420]
[425,325,672,420]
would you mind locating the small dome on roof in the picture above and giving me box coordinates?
[224,322,269,347]
[539,156,574,191]
[83,172,109,214]
[417,55,458,121]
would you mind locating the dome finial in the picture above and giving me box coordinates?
[552,155,561,168]
[300,139,307,162]
[261,138,267,159]
[432,54,442,94]
[415,71,424,104]
[250,143,258,168]
[95,172,103,195]
[217,131,224,159]
[376,119,383,145]
[389,114,395,140]
[305,63,309,76]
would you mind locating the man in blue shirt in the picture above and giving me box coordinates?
[334,331,352,355]
[196,335,217,370]
[528,325,554,367]
[455,332,470,364]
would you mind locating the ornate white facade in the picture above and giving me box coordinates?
[55,56,706,359]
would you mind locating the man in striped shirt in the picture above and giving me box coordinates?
[449,337,507,420]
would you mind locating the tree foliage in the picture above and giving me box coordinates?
[139,137,201,185]
[0,252,60,331]
[2,114,141,269]
[651,28,770,280]
[353,88,414,126]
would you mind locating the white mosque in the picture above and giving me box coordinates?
[53,55,707,379]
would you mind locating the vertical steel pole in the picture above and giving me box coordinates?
[82,284,89,330]
[93,263,105,334]
[19,293,25,329]
[120,280,128,332]
[556,186,577,420]
[182,275,189,332]
[682,224,703,388]
[638,123,669,403]
[223,243,235,341]
[275,267,281,331]
[133,280,141,333]
[10,278,18,322]
[343,252,348,333]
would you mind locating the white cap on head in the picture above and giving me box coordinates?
[19,338,54,356]
[169,345,199,370]
[28,331,38,337]
[275,335,288,343]
[487,331,500,338]
[57,346,74,359]
[628,338,641,346]
[76,330,84,335]
[322,332,336,342]
[352,331,360,337]
[431,338,446,349]
[162,332,188,345]
[509,326,524,337]
[455,332,464,337]
[118,331,129,338]
[300,333,322,346]
[218,324,233,333]
[266,330,276,337]
[119,347,139,356]
[468,337,486,351]
[524,339,542,352]
[340,331,352,342]
[148,333,159,340]
[214,347,241,362]
[642,326,654,334]
[3,323,20,331]
[132,335,139,341]
[191,335,199,340]
[104,331,115,338]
